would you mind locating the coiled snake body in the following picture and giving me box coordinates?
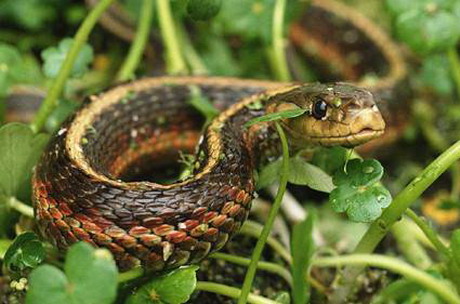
[32,77,384,271]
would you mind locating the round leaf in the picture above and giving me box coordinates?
[330,159,392,222]
[41,38,93,79]
[126,266,199,304]
[4,232,45,273]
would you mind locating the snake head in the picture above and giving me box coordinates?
[269,83,385,148]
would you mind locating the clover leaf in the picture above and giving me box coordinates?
[329,159,392,222]
[126,266,199,304]
[4,232,45,274]
[41,38,93,79]
[26,242,118,304]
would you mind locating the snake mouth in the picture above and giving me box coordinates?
[309,128,385,147]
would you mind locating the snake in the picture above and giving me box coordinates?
[31,0,406,272]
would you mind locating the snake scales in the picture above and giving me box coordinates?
[31,0,407,272]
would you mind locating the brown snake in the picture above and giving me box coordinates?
[31,0,407,272]
[33,78,384,271]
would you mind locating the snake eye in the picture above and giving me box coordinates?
[312,98,328,120]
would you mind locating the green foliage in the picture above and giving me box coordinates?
[0,0,56,31]
[244,108,307,127]
[446,230,460,291]
[387,0,460,54]
[330,159,392,222]
[0,123,48,197]
[187,0,222,20]
[257,155,333,192]
[41,38,94,79]
[419,54,454,95]
[188,85,219,124]
[126,266,199,304]
[26,242,118,304]
[0,44,26,97]
[291,211,315,304]
[4,232,45,274]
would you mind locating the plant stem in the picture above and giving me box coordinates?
[196,282,280,304]
[8,197,33,218]
[156,0,188,75]
[404,208,450,259]
[332,139,460,302]
[239,220,292,264]
[448,47,460,99]
[176,22,209,75]
[116,0,153,82]
[30,0,115,133]
[117,267,144,283]
[238,123,289,304]
[271,0,291,81]
[391,220,431,269]
[313,254,460,304]
[210,252,293,286]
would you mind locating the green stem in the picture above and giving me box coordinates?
[117,267,144,283]
[238,123,289,304]
[0,96,5,125]
[271,0,291,81]
[8,197,33,218]
[333,139,460,301]
[116,0,153,81]
[210,252,293,286]
[176,22,209,75]
[448,47,460,99]
[391,220,431,269]
[196,282,280,304]
[404,208,450,259]
[156,0,188,75]
[30,0,115,133]
[239,220,292,264]
[313,254,460,304]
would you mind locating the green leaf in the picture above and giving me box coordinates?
[244,108,307,127]
[187,85,219,124]
[41,38,94,79]
[0,123,49,197]
[291,211,316,304]
[288,156,334,193]
[329,159,392,222]
[215,0,306,43]
[0,0,56,31]
[274,292,291,304]
[418,54,453,95]
[311,147,348,175]
[0,43,23,96]
[257,158,282,190]
[257,156,334,192]
[126,266,199,304]
[395,9,460,54]
[26,242,118,304]
[4,232,45,273]
[187,0,222,20]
